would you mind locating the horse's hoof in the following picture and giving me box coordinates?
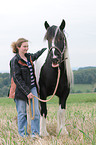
[40,131,49,137]
[57,128,68,136]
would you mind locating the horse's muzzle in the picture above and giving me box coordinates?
[52,58,59,68]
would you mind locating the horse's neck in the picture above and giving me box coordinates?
[59,62,65,70]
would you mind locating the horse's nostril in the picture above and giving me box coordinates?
[52,58,58,64]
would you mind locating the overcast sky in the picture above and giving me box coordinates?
[0,0,96,72]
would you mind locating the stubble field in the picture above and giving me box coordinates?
[0,93,96,145]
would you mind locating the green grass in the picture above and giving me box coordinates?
[47,93,96,104]
[0,94,96,144]
[71,84,96,93]
[67,93,96,103]
[0,97,15,106]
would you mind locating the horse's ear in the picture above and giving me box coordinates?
[59,19,66,31]
[44,21,50,30]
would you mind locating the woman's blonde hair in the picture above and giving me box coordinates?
[11,38,28,53]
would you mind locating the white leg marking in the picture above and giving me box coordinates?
[40,116,49,136]
[57,105,68,135]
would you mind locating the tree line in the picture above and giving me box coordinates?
[0,67,96,97]
[0,73,10,97]
[74,67,96,84]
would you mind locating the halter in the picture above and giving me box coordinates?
[48,27,67,64]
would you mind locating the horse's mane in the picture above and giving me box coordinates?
[64,36,73,86]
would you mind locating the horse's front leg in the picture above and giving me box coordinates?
[40,102,49,136]
[39,84,49,137]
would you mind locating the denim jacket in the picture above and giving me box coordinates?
[8,48,46,102]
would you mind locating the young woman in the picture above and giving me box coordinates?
[9,38,46,137]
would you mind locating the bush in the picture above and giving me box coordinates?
[0,73,10,97]
[94,88,96,92]
[76,90,82,93]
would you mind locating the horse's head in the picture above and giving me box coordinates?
[44,20,67,68]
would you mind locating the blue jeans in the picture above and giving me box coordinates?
[30,87,40,135]
[15,87,40,137]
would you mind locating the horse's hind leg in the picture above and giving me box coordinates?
[57,105,68,135]
[57,89,70,135]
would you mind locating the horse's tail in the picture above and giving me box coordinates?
[64,42,74,86]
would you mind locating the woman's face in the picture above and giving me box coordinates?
[18,42,29,55]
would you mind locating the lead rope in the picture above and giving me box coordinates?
[29,67,61,120]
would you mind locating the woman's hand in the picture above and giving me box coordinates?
[27,93,34,99]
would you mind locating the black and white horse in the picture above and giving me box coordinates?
[38,20,73,136]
